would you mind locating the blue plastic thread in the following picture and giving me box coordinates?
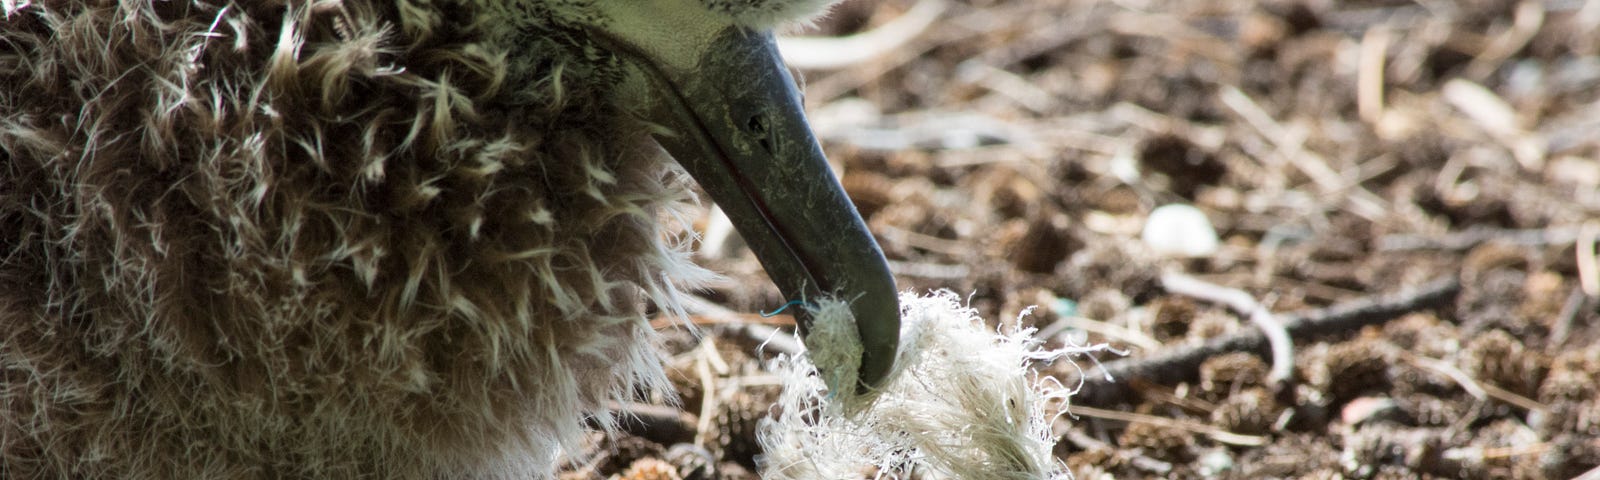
[759,299,841,400]
[760,299,808,317]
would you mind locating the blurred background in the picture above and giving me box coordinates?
[571,1,1600,478]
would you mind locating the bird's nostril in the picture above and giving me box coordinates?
[748,114,777,155]
[747,114,767,134]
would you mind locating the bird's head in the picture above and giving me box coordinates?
[491,0,900,393]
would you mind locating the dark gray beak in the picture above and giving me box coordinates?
[604,27,899,393]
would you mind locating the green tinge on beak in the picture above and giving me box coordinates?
[612,27,900,393]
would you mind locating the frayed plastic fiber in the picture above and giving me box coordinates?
[758,291,1106,480]
[796,298,861,401]
[761,300,810,317]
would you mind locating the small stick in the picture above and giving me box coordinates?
[650,314,794,330]
[1475,441,1549,460]
[1069,276,1461,408]
[1218,85,1389,221]
[1068,405,1267,447]
[1400,352,1489,402]
[1549,286,1589,348]
[1577,221,1599,296]
[1377,225,1583,251]
[1463,1,1544,82]
[693,341,720,449]
[1037,315,1162,352]
[879,225,972,255]
[886,259,972,280]
[777,0,947,70]
[608,401,700,445]
[1060,430,1174,475]
[670,293,805,356]
[1161,272,1295,385]
[1403,351,1555,419]
[1357,26,1390,126]
[716,322,805,357]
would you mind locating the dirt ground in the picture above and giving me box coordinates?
[562,0,1600,478]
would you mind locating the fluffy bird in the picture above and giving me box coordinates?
[0,0,899,477]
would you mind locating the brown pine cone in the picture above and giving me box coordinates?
[617,458,683,480]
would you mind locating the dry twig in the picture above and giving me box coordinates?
[1070,276,1461,408]
[1068,405,1267,447]
[1377,225,1586,251]
[1160,272,1295,384]
[609,402,700,445]
[1549,286,1591,348]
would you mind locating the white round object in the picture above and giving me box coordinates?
[1142,204,1220,257]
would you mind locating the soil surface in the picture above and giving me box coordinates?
[563,1,1600,478]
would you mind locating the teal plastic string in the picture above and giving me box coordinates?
[760,299,808,317]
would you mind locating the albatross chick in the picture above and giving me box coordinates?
[0,0,898,477]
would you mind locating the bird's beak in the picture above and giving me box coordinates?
[600,26,899,393]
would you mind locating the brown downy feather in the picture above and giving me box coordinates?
[1,0,718,477]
